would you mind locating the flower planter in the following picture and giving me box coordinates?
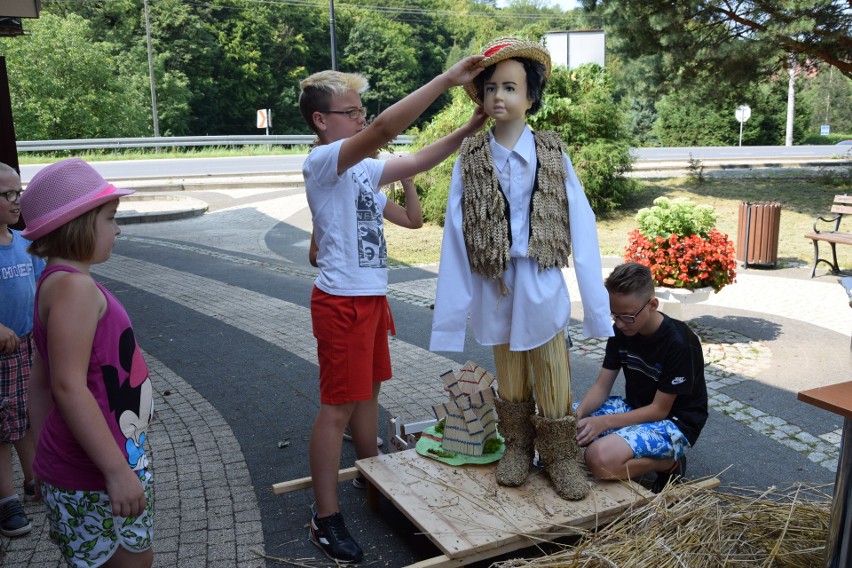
[654,286,713,320]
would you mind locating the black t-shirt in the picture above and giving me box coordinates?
[602,314,708,446]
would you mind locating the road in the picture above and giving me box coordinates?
[18,144,850,182]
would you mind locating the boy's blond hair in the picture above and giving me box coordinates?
[299,71,369,133]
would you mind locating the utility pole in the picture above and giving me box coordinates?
[329,0,338,70]
[785,54,796,147]
[144,0,160,137]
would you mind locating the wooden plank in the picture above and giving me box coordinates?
[356,450,652,561]
[402,476,722,568]
[271,466,359,495]
[799,381,852,419]
[804,232,852,245]
[834,195,852,205]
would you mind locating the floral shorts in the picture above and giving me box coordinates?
[41,469,154,568]
[574,396,690,460]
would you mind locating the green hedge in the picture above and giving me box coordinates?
[802,133,852,145]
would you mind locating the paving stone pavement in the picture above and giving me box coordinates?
[3,183,850,566]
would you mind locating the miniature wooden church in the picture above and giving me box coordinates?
[431,361,498,457]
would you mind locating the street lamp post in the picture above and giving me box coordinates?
[329,0,338,70]
[143,0,160,137]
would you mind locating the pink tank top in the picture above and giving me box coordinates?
[32,265,153,491]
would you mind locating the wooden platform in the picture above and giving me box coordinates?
[355,449,654,567]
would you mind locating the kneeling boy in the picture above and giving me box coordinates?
[574,262,708,493]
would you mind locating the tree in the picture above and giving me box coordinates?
[341,16,419,117]
[653,74,811,146]
[581,0,852,82]
[801,64,852,134]
[1,13,150,140]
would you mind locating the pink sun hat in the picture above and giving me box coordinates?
[20,158,134,240]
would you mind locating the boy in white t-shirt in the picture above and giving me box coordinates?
[298,57,486,564]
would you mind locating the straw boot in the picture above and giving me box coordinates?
[494,399,536,487]
[532,414,589,500]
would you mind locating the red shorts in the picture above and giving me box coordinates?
[311,287,394,405]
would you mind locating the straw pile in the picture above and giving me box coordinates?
[493,481,831,568]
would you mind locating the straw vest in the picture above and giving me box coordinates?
[460,131,572,292]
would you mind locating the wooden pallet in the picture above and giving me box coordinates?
[355,449,655,568]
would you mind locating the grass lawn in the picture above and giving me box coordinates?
[385,168,852,273]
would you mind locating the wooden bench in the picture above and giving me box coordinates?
[805,194,852,277]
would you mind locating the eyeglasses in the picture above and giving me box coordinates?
[320,107,367,120]
[611,297,651,324]
[0,190,22,203]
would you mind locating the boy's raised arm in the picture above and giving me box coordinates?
[379,106,488,186]
[337,55,484,174]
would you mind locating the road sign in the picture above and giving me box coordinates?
[735,105,751,123]
[256,109,269,129]
[821,124,831,135]
[736,105,751,147]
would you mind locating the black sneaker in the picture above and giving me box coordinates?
[0,498,32,537]
[651,455,687,494]
[309,512,363,563]
[352,476,366,490]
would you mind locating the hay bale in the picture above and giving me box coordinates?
[492,481,831,568]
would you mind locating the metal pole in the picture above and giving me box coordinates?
[144,0,160,138]
[329,0,338,70]
[825,418,852,567]
[739,119,743,147]
[785,54,796,147]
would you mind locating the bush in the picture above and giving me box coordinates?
[625,197,737,292]
[802,133,852,145]
[635,197,718,239]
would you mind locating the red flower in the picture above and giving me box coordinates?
[625,228,737,292]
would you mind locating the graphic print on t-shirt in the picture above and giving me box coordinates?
[353,170,387,268]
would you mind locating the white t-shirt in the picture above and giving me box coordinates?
[303,139,389,296]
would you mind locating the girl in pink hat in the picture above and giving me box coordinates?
[21,158,154,568]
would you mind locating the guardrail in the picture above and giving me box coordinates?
[16,134,415,152]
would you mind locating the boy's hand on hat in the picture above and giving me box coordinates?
[444,54,486,87]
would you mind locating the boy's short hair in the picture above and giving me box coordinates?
[605,262,655,298]
[298,71,369,133]
[472,57,548,115]
[28,205,103,261]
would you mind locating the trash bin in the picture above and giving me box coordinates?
[737,201,782,268]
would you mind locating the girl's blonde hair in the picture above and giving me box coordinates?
[28,205,104,261]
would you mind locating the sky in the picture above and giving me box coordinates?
[495,0,582,10]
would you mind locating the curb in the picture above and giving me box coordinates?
[117,193,209,224]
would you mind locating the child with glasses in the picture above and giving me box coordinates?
[297,56,487,563]
[0,163,44,538]
[574,262,708,493]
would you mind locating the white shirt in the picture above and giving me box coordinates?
[430,126,613,352]
[303,139,389,296]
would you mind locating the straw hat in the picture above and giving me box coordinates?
[464,37,552,105]
[20,158,134,240]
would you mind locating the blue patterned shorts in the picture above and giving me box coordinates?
[575,396,690,460]
[41,469,154,568]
